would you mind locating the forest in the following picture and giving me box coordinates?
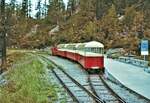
[0,0,150,54]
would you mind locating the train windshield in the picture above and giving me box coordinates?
[86,47,104,54]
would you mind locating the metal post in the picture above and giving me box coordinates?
[0,0,6,73]
[144,55,147,71]
[144,55,146,61]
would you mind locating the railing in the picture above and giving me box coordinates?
[118,57,149,68]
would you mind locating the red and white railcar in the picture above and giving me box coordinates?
[51,41,104,72]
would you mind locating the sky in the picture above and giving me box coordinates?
[6,0,69,16]
[6,0,68,5]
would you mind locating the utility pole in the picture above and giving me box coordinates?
[0,0,6,73]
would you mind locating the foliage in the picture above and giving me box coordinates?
[46,0,65,25]
[0,0,150,55]
[0,53,57,103]
[123,6,137,27]
[51,0,150,55]
[36,0,42,19]
[21,0,28,17]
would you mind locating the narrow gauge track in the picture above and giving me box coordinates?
[40,55,103,103]
[88,74,126,103]
[52,68,101,103]
[39,55,125,103]
[51,66,104,103]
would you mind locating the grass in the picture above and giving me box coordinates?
[0,53,57,103]
[36,50,52,56]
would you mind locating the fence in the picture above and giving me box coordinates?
[118,56,149,68]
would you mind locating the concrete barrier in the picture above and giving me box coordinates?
[118,57,149,68]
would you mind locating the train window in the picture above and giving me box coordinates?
[86,48,90,52]
[99,48,101,53]
[100,48,102,54]
[96,48,99,53]
[89,48,98,53]
[101,48,104,54]
[85,47,104,54]
[98,48,101,54]
[98,48,103,54]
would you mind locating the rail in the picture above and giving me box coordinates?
[100,76,126,103]
[88,74,126,103]
[52,68,80,103]
[40,55,103,103]
[118,57,149,68]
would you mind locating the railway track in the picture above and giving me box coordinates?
[40,55,103,103]
[40,55,126,103]
[88,74,126,103]
[51,67,103,103]
[40,56,125,103]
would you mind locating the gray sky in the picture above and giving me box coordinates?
[6,0,68,16]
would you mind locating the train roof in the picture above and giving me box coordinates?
[74,41,104,48]
[57,44,65,48]
[58,49,103,56]
[65,43,76,48]
[84,41,104,48]
[58,41,104,49]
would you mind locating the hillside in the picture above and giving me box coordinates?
[53,0,150,55]
[1,0,150,55]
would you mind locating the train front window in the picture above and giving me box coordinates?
[85,47,104,54]
[88,48,98,53]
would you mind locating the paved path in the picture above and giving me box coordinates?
[105,58,150,99]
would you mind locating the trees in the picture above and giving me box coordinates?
[47,0,65,24]
[143,0,150,27]
[21,0,28,17]
[67,0,77,16]
[80,0,94,12]
[10,0,16,13]
[43,0,47,17]
[96,0,113,20]
[123,6,137,28]
[28,0,32,18]
[125,0,138,7]
[0,0,149,53]
[113,0,126,15]
[36,0,42,19]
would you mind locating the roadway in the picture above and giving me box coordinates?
[104,57,150,99]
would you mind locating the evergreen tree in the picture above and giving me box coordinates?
[80,0,93,11]
[123,6,137,28]
[47,0,65,24]
[96,0,113,19]
[36,0,42,19]
[41,1,48,18]
[67,0,76,16]
[101,5,119,39]
[28,0,32,17]
[143,0,150,26]
[113,0,126,15]
[125,0,138,7]
[43,0,47,17]
[21,0,28,17]
[10,0,16,12]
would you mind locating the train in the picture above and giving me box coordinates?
[51,41,105,72]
